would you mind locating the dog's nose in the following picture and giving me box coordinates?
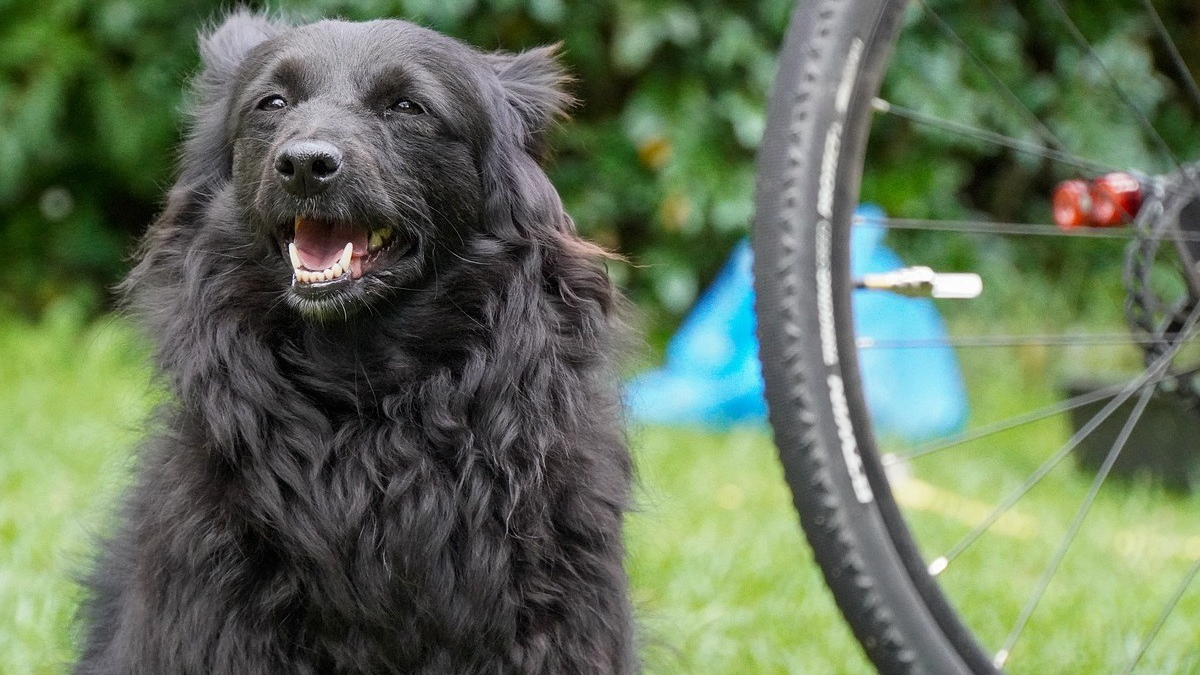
[274,140,343,197]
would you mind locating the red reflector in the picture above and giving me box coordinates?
[1053,173,1142,229]
[1053,180,1091,230]
[1089,172,1143,227]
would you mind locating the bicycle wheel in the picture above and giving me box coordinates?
[754,1,1200,673]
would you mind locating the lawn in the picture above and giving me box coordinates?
[0,307,872,674]
[2,305,1197,674]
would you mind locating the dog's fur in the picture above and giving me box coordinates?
[74,13,636,675]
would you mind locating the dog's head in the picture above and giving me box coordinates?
[173,12,576,320]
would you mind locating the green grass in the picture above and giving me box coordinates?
[886,331,1200,674]
[2,307,1198,674]
[0,305,158,674]
[627,427,871,674]
[0,309,873,674]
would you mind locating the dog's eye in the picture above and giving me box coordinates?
[257,95,288,111]
[389,98,425,116]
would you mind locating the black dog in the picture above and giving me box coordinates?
[74,12,636,674]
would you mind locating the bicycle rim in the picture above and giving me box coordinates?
[755,1,1200,673]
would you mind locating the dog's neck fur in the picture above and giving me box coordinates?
[127,183,617,494]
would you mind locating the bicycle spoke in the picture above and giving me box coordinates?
[927,302,1200,577]
[858,332,1190,349]
[1137,0,1200,116]
[891,362,1200,464]
[873,98,1113,173]
[1042,0,1183,171]
[1121,556,1200,675]
[858,216,1200,242]
[994,383,1156,668]
[888,381,1125,464]
[915,0,1066,151]
[927,370,1154,576]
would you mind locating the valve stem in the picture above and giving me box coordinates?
[856,266,983,299]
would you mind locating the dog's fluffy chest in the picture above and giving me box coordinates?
[161,427,542,659]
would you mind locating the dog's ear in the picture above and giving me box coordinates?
[198,10,280,88]
[480,45,577,241]
[478,47,617,320]
[180,10,284,188]
[485,45,574,155]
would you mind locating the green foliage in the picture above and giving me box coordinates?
[2,0,1200,334]
[0,0,790,337]
[866,0,1200,312]
[0,0,215,314]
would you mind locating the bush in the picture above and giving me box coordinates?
[2,0,1198,339]
[0,0,789,343]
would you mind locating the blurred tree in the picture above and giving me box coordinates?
[1,0,1198,342]
[0,0,218,313]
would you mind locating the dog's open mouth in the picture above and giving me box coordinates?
[283,216,404,287]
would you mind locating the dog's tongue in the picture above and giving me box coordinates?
[293,218,367,270]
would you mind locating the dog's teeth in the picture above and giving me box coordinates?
[290,242,354,285]
[368,231,383,252]
[288,242,302,271]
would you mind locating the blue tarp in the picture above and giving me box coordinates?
[625,205,969,441]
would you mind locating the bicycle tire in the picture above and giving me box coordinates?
[754,1,998,673]
[755,0,1200,672]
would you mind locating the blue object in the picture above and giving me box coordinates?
[625,204,969,441]
[625,239,767,427]
[850,205,969,441]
